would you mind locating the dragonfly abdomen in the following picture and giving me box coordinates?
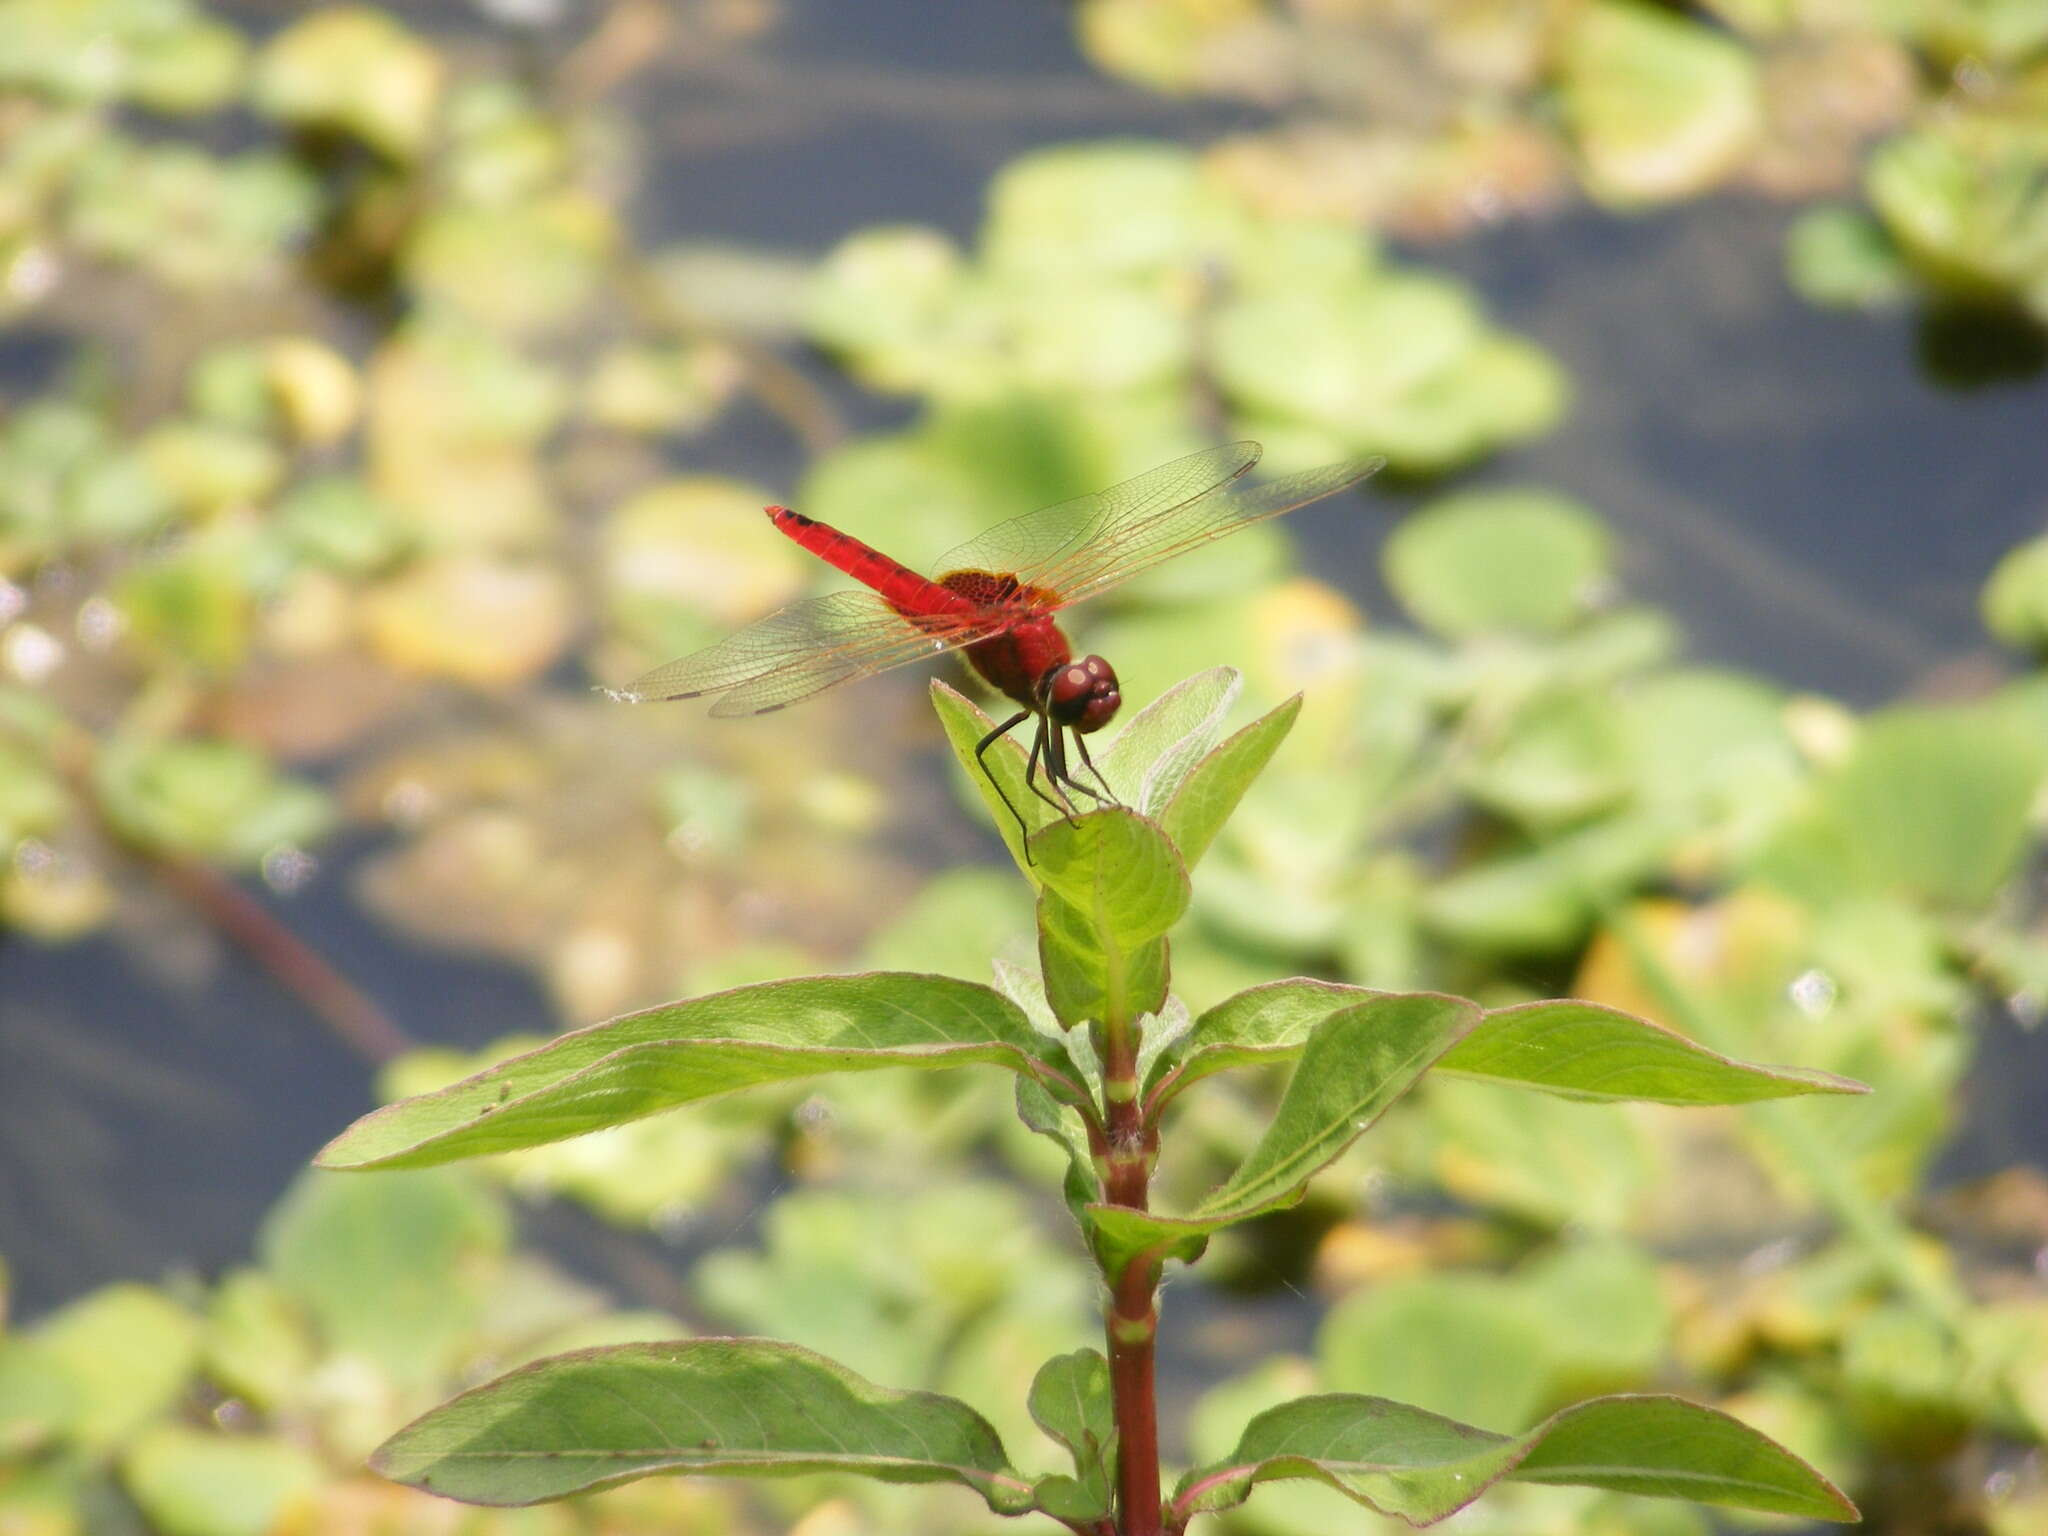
[767,506,973,618]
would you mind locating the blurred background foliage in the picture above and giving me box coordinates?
[3,1,2048,1533]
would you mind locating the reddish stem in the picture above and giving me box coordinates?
[1096,1018,1162,1536]
[152,857,412,1065]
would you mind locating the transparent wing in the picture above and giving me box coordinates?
[615,591,1003,717]
[931,442,1264,586]
[1018,452,1385,612]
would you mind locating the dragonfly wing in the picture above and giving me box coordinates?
[616,591,998,716]
[931,441,1263,585]
[1025,453,1385,610]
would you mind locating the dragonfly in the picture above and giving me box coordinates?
[617,441,1384,844]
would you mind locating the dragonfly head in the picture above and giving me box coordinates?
[1044,655,1121,734]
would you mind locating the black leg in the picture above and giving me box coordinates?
[1022,715,1074,824]
[973,709,1033,848]
[1064,729,1114,805]
[1042,720,1084,825]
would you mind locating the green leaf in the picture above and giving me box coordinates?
[1172,1392,1858,1526]
[1031,809,1188,943]
[94,736,333,866]
[1094,666,1240,815]
[1420,1077,1653,1228]
[1034,808,1189,1029]
[1421,811,1678,954]
[1088,994,1476,1277]
[1153,985,1860,1111]
[120,1424,323,1536]
[29,1283,200,1452]
[319,974,1074,1169]
[1983,533,2048,651]
[1383,490,1612,637]
[1015,1074,1105,1220]
[372,1338,1035,1513]
[1436,1000,1868,1105]
[1195,992,1476,1216]
[1157,694,1302,870]
[0,1337,80,1457]
[260,1170,509,1386]
[1028,1349,1116,1521]
[1147,978,1379,1105]
[1559,0,1763,207]
[1320,1274,1553,1433]
[1784,206,1913,310]
[1821,705,2046,909]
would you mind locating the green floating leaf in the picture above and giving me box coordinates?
[1983,533,2048,651]
[1383,489,1612,638]
[1089,994,1477,1277]
[1029,1349,1116,1521]
[1158,694,1302,871]
[1321,1275,1554,1434]
[1559,0,1763,207]
[260,1170,508,1386]
[1035,808,1189,1029]
[1173,1392,1858,1526]
[0,1337,80,1457]
[28,1283,200,1453]
[120,1424,323,1536]
[1823,705,2046,910]
[319,974,1073,1169]
[94,736,334,866]
[982,141,1212,281]
[1421,810,1676,953]
[373,1338,1034,1513]
[251,5,444,160]
[1784,206,1914,311]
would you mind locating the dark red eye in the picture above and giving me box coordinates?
[1045,655,1121,733]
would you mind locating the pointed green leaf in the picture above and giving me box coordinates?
[1157,694,1301,869]
[1172,1392,1858,1526]
[373,1338,1035,1512]
[1094,666,1240,815]
[1087,994,1477,1278]
[1147,983,1865,1111]
[1146,978,1372,1105]
[1193,992,1476,1216]
[319,974,1077,1170]
[1436,999,1868,1104]
[1028,1349,1115,1521]
[1034,808,1188,1028]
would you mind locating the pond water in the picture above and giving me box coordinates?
[6,4,2048,1493]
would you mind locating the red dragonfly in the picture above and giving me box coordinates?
[619,441,1383,841]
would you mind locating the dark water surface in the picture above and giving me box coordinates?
[6,0,2046,1363]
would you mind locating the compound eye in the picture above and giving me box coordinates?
[1045,656,1122,729]
[1045,662,1097,724]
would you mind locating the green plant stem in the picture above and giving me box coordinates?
[1605,903,1969,1332]
[1096,1012,1162,1536]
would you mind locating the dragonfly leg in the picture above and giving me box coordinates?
[1039,720,1086,826]
[1067,729,1116,806]
[973,709,1034,849]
